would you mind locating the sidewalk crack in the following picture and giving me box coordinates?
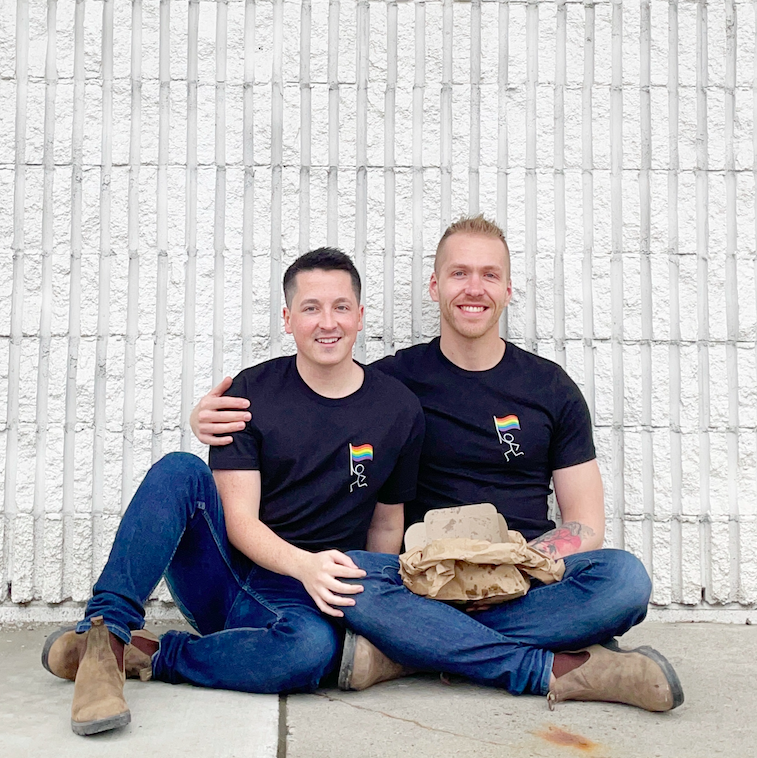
[312,692,509,747]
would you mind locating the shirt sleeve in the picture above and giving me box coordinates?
[548,373,596,471]
[371,353,401,379]
[376,401,426,504]
[207,371,263,471]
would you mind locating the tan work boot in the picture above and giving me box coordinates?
[42,625,158,681]
[338,630,416,691]
[547,643,684,712]
[70,616,131,736]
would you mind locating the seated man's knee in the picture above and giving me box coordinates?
[346,549,399,573]
[603,549,652,612]
[146,452,214,500]
[153,451,210,480]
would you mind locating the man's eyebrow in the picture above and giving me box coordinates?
[298,296,353,305]
[446,261,503,271]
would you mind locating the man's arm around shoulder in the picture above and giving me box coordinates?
[213,469,365,617]
[529,459,605,560]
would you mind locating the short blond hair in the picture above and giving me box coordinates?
[435,215,509,273]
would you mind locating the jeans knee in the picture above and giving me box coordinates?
[603,549,652,612]
[154,451,211,480]
[345,549,372,570]
[147,452,215,503]
[346,550,399,574]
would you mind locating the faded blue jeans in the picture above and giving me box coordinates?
[77,452,340,693]
[342,548,652,696]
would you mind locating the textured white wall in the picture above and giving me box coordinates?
[1,0,756,621]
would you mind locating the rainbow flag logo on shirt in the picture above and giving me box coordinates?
[349,443,373,491]
[494,415,520,434]
[349,443,374,463]
[494,415,520,444]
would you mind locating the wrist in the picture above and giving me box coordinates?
[288,548,314,583]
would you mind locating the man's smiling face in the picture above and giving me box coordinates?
[283,269,364,371]
[429,232,512,341]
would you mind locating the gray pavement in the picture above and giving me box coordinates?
[0,622,279,758]
[1,621,754,757]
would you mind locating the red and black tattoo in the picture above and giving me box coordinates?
[529,521,595,560]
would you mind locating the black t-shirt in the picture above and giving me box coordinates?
[373,338,595,540]
[208,356,425,552]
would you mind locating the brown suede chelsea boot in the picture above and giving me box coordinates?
[547,643,684,712]
[69,616,131,736]
[42,624,158,681]
[338,630,416,691]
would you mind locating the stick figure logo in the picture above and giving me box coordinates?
[493,415,525,462]
[349,443,374,492]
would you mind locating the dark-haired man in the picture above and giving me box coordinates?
[193,217,683,713]
[42,249,425,736]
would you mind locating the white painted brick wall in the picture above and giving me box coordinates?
[1,0,756,621]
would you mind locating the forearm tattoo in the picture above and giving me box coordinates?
[530,521,595,559]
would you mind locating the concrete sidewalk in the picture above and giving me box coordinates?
[0,622,279,758]
[1,621,754,757]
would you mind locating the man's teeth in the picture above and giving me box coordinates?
[317,337,339,343]
[460,306,485,312]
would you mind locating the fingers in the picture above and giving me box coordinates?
[328,550,366,575]
[200,421,249,435]
[314,598,344,618]
[314,586,362,617]
[201,434,234,447]
[464,601,493,613]
[208,376,234,397]
[201,396,251,412]
[328,579,364,596]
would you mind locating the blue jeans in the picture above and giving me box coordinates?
[77,452,341,693]
[342,548,652,696]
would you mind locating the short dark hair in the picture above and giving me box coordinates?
[283,247,362,307]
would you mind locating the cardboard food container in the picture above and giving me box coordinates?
[399,504,565,606]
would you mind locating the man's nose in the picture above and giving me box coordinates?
[466,274,485,295]
[319,309,337,329]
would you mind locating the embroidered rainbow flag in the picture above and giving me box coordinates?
[349,443,374,463]
[494,415,520,433]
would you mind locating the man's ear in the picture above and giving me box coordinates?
[429,271,440,303]
[503,279,513,309]
[357,303,365,332]
[283,307,292,334]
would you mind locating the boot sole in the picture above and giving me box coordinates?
[631,645,685,710]
[597,639,683,709]
[71,710,131,736]
[41,625,77,678]
[337,630,358,691]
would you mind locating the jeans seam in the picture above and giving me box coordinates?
[237,579,287,621]
[199,507,247,588]
[161,502,247,633]
[540,650,555,695]
[163,573,201,633]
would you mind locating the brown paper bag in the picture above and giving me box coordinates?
[399,504,565,605]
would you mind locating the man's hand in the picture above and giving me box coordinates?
[464,598,496,614]
[293,550,366,618]
[190,377,252,446]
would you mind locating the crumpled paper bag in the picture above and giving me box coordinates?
[398,531,565,605]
